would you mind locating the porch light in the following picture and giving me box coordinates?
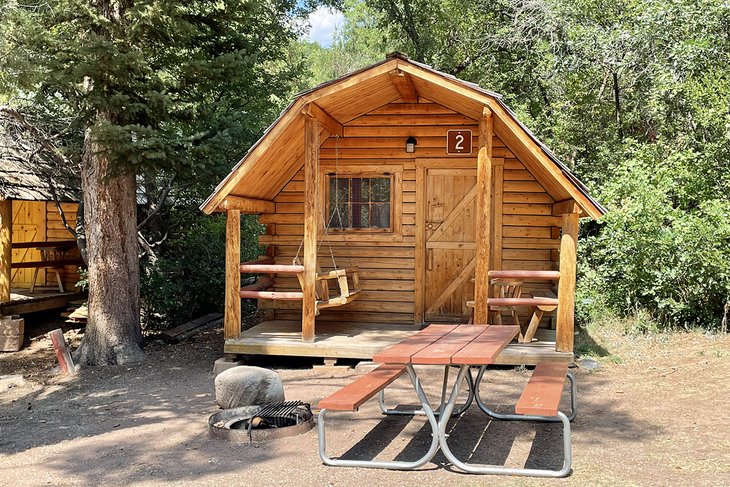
[405,136,417,153]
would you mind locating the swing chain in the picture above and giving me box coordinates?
[295,134,344,273]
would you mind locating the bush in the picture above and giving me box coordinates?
[140,212,263,330]
[579,143,730,331]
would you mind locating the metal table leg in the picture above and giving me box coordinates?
[437,365,573,477]
[318,365,441,470]
[378,365,475,417]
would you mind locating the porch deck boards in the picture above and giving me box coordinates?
[1,289,83,315]
[224,320,574,365]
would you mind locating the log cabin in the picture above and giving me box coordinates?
[201,53,606,365]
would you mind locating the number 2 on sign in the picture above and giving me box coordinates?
[455,134,465,150]
[447,129,472,154]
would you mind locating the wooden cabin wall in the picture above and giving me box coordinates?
[10,200,81,290]
[257,101,558,326]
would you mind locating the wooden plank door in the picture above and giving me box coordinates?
[417,164,477,323]
[11,200,46,288]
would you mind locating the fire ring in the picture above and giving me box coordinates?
[208,401,314,443]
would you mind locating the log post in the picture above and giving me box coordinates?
[302,112,319,342]
[556,212,579,352]
[224,209,241,340]
[474,107,493,325]
[0,199,11,306]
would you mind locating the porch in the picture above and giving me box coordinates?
[1,288,83,316]
[224,320,573,365]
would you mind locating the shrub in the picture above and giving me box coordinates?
[579,143,730,330]
[140,212,263,330]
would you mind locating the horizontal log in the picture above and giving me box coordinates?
[368,103,457,115]
[502,193,553,204]
[488,297,559,307]
[240,264,304,274]
[343,125,477,138]
[488,270,560,280]
[503,237,561,249]
[12,240,76,249]
[240,290,303,300]
[217,196,275,214]
[12,259,83,269]
[503,215,563,227]
[346,114,476,126]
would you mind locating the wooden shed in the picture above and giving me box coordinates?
[0,142,84,316]
[201,54,605,364]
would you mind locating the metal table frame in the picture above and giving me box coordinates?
[318,324,576,477]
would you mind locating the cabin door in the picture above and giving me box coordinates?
[417,162,477,323]
[11,201,46,288]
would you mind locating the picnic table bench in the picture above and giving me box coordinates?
[317,324,576,477]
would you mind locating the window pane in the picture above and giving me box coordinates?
[330,178,349,205]
[350,178,365,203]
[329,202,349,228]
[371,178,390,202]
[371,203,390,228]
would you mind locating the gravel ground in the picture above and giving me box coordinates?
[1,323,728,487]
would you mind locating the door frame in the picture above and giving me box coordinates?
[414,158,477,325]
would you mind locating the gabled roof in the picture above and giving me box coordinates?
[201,53,605,219]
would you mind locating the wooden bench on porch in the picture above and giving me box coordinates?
[467,270,560,343]
[11,240,83,292]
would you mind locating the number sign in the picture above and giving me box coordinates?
[447,130,472,155]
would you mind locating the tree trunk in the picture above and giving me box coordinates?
[74,116,144,365]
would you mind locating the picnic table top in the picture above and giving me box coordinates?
[373,324,520,366]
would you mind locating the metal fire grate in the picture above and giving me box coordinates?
[250,401,312,429]
[208,402,314,443]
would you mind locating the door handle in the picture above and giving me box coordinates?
[428,249,433,271]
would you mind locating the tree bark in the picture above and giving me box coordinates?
[74,115,144,365]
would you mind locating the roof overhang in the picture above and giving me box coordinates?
[201,54,605,219]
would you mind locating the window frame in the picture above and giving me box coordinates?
[319,164,403,241]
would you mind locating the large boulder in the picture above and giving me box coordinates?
[215,366,285,409]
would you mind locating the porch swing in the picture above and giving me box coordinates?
[239,136,361,313]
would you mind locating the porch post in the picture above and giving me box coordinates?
[302,112,319,342]
[474,107,493,325]
[224,208,241,340]
[0,198,11,305]
[556,212,579,352]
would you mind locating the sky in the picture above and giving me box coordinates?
[306,6,344,47]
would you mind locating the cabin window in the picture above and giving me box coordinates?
[328,175,392,231]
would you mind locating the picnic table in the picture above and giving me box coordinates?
[318,323,575,477]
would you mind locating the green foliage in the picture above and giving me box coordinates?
[581,144,730,329]
[140,213,263,330]
[295,0,392,88]
[0,0,309,182]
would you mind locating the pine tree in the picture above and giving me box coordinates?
[1,0,308,364]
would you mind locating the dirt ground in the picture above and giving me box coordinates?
[1,317,729,487]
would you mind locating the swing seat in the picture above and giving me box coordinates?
[238,258,360,311]
[315,267,361,309]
